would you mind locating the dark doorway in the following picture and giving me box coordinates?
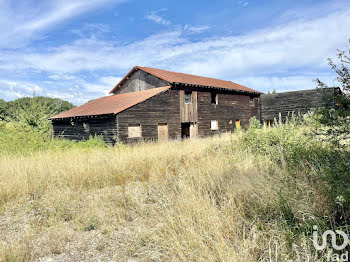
[181,123,190,139]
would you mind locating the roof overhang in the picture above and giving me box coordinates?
[49,113,114,121]
[172,82,262,95]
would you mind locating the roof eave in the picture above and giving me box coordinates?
[172,82,262,95]
[49,113,115,121]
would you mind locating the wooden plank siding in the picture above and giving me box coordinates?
[52,88,260,144]
[116,89,181,143]
[197,91,259,137]
[260,88,337,122]
[51,85,340,144]
[179,90,198,123]
[52,116,117,144]
[114,69,170,94]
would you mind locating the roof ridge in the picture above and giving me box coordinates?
[139,66,236,83]
[110,66,261,94]
[136,66,261,93]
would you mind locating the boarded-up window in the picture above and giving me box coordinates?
[211,93,218,104]
[235,119,240,129]
[211,120,218,130]
[128,124,142,138]
[184,91,192,104]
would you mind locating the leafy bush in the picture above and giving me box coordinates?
[0,99,6,121]
[248,116,261,129]
[241,117,350,231]
[5,96,74,121]
[4,96,74,133]
[0,121,106,155]
[315,39,350,148]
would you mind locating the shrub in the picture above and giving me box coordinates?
[0,121,106,155]
[248,116,261,129]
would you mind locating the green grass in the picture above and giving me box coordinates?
[0,118,348,261]
[0,121,106,156]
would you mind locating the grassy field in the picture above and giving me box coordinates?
[0,120,349,261]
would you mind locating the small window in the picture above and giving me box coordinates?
[128,124,142,138]
[211,93,218,104]
[211,120,218,130]
[184,91,192,104]
[235,119,240,129]
[249,96,254,106]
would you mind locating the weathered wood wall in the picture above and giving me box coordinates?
[116,89,181,143]
[52,116,117,144]
[114,69,170,94]
[196,90,259,137]
[52,87,261,144]
[260,88,337,121]
[179,90,198,123]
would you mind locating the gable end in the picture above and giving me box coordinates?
[111,67,170,94]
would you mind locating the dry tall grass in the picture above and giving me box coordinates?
[0,132,328,261]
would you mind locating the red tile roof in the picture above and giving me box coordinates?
[50,86,171,119]
[110,66,261,94]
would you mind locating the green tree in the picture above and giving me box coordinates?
[6,96,75,131]
[314,39,350,148]
[0,99,7,121]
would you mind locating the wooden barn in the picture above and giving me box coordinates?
[260,87,340,123]
[50,66,337,144]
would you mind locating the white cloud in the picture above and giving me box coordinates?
[83,76,122,96]
[0,80,43,100]
[99,76,122,86]
[3,7,348,77]
[145,9,171,25]
[0,75,122,104]
[184,25,211,34]
[33,85,42,92]
[48,74,76,80]
[0,0,126,48]
[71,23,112,38]
[1,3,349,103]
[235,73,337,93]
[237,1,249,7]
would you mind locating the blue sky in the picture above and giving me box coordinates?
[0,0,349,105]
